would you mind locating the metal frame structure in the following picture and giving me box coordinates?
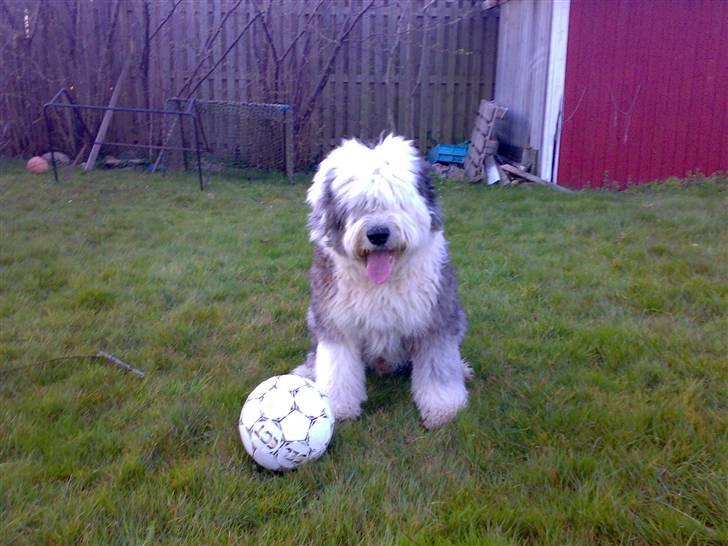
[166,97,295,185]
[43,88,210,190]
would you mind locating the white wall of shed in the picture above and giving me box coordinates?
[494,0,553,173]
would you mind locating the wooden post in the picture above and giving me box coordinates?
[64,143,88,181]
[285,107,295,185]
[83,54,133,172]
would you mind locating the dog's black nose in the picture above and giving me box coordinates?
[366,225,390,246]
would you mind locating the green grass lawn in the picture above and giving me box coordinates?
[1,162,726,545]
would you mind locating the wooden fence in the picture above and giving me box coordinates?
[0,0,498,168]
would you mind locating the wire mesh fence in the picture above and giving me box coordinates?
[162,99,293,184]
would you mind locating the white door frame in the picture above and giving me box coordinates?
[540,0,571,183]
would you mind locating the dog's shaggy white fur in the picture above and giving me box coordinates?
[293,135,470,429]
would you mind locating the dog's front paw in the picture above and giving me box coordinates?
[415,382,468,429]
[328,395,363,421]
[291,362,315,380]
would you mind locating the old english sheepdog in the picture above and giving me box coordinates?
[293,135,470,429]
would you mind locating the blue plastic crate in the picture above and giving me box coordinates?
[427,143,468,165]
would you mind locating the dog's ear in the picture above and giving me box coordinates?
[307,161,333,209]
[416,161,444,231]
[308,138,363,208]
[307,163,340,244]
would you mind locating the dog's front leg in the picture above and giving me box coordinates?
[315,338,367,421]
[411,335,468,429]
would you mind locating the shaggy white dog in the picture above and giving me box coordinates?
[293,135,470,429]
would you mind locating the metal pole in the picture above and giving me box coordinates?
[42,88,210,189]
[43,105,59,183]
[284,105,295,185]
[47,88,66,105]
[178,109,190,171]
[192,108,204,191]
[61,89,95,141]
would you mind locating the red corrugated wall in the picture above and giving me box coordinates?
[557,0,728,189]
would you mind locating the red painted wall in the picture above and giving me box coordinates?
[557,0,728,189]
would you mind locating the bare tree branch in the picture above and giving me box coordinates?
[253,0,281,99]
[296,0,376,134]
[410,9,430,99]
[100,0,122,85]
[0,0,17,29]
[384,1,407,133]
[25,1,42,47]
[254,0,279,65]
[291,10,317,114]
[200,0,243,54]
[279,0,325,65]
[185,12,262,98]
[178,0,244,97]
[149,0,183,41]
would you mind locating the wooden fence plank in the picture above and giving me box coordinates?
[351,0,362,138]
[469,11,485,135]
[401,3,414,137]
[431,7,445,144]
[483,12,498,105]
[373,7,386,139]
[385,5,396,133]
[334,8,346,142]
[231,2,240,102]
[150,0,163,148]
[240,4,250,102]
[84,55,133,171]
[443,10,458,143]
[417,10,431,150]
[455,8,470,141]
[359,8,371,140]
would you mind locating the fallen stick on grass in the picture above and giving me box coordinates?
[500,164,573,193]
[0,351,145,378]
[95,351,145,378]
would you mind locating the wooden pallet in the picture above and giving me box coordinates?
[464,99,508,182]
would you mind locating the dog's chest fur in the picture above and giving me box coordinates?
[318,233,446,362]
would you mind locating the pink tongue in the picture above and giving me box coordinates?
[366,250,394,284]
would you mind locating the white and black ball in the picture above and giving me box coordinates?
[239,374,335,471]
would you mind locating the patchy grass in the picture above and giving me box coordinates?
[0,162,726,545]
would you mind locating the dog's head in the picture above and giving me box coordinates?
[307,135,443,284]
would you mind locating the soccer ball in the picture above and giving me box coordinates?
[27,156,49,174]
[239,374,334,471]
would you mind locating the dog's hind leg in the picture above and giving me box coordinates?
[411,335,468,429]
[314,339,367,421]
